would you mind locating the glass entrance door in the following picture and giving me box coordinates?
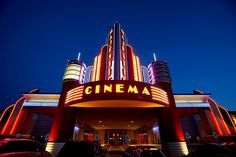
[105,130,126,145]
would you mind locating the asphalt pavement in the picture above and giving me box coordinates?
[105,146,126,157]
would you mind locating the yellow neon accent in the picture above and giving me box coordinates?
[67,86,84,94]
[65,96,83,103]
[67,90,83,96]
[116,84,124,93]
[107,29,114,80]
[127,85,138,94]
[120,29,127,80]
[63,64,82,80]
[152,92,167,98]
[65,86,84,104]
[68,88,84,93]
[96,54,101,81]
[151,91,167,97]
[132,54,138,81]
[109,29,113,34]
[104,84,112,93]
[136,56,143,82]
[152,96,169,104]
[142,87,150,95]
[95,85,100,94]
[85,86,92,95]
[91,56,98,82]
[66,93,83,99]
[151,86,167,93]
[151,86,169,104]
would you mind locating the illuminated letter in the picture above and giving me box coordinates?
[85,86,92,95]
[116,84,124,93]
[95,85,100,94]
[104,84,112,93]
[142,87,151,95]
[128,85,138,94]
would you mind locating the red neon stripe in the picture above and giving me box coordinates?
[210,111,223,135]
[1,97,24,134]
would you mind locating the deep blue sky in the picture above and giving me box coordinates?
[0,0,236,110]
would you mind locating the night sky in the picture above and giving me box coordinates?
[1,0,236,110]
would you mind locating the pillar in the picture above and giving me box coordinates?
[46,81,78,157]
[148,61,188,156]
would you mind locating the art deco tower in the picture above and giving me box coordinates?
[90,22,143,82]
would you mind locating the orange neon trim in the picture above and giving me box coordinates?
[209,111,223,135]
[218,105,235,134]
[1,102,17,134]
[0,104,14,122]
[29,88,39,93]
[193,89,228,135]
[219,105,236,128]
[218,105,236,134]
[10,104,24,134]
[209,98,231,135]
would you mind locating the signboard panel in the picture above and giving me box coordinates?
[65,80,169,107]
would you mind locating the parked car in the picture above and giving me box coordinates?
[125,145,166,157]
[0,138,51,157]
[188,143,235,157]
[56,141,96,157]
[221,142,236,155]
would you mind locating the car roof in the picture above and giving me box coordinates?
[0,138,42,145]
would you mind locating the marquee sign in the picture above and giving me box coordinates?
[64,80,169,106]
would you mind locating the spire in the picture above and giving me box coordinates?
[77,52,81,61]
[153,53,157,61]
[113,22,121,80]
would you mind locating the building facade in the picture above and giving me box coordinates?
[0,23,236,157]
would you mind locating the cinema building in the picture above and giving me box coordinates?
[0,23,236,157]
